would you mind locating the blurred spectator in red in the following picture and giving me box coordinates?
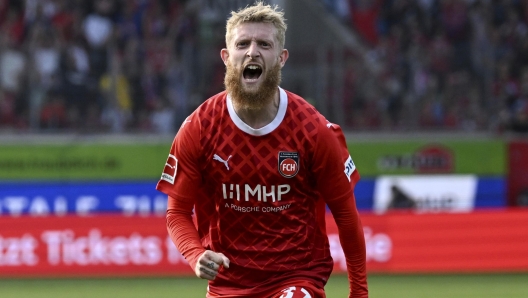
[34,0,77,42]
[1,2,24,45]
[40,90,67,129]
[349,0,381,46]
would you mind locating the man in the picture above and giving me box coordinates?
[156,2,368,297]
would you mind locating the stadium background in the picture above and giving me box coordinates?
[1,0,528,297]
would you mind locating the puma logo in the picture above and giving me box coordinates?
[213,154,232,170]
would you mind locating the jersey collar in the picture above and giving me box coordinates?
[226,87,287,136]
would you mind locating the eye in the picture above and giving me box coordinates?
[260,41,271,47]
[236,41,249,48]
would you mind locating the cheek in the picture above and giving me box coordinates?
[229,57,244,68]
[231,51,245,60]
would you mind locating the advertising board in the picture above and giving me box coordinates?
[373,175,478,213]
[1,210,527,277]
[0,182,166,216]
[0,215,191,276]
[0,176,505,216]
[0,144,169,180]
[0,139,506,180]
[372,175,506,213]
[331,209,528,273]
[348,140,506,176]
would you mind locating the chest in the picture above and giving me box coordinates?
[206,134,307,179]
[200,128,313,202]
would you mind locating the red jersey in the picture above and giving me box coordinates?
[156,88,367,297]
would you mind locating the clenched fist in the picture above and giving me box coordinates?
[195,250,230,280]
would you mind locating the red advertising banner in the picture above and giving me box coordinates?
[0,215,193,277]
[1,210,528,277]
[328,209,528,273]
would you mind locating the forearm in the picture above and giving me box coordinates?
[328,196,368,298]
[166,197,205,269]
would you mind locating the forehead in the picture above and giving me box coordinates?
[230,22,278,43]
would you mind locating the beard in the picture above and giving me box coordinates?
[224,60,281,110]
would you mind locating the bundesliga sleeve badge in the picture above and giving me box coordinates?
[161,154,178,184]
[278,152,299,178]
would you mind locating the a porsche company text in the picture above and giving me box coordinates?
[225,203,292,213]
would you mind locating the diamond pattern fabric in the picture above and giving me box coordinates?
[157,88,359,294]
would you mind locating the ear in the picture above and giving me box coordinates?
[220,48,229,65]
[278,49,289,68]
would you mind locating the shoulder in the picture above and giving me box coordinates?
[284,90,317,113]
[180,91,227,128]
[194,91,228,116]
[175,91,227,145]
[283,89,336,137]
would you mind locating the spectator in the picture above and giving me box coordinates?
[83,0,115,81]
[114,0,142,49]
[39,89,67,129]
[349,0,381,46]
[26,22,62,129]
[150,96,175,134]
[0,0,527,134]
[99,49,132,133]
[0,9,26,99]
[0,25,26,127]
[165,54,189,128]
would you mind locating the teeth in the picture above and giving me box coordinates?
[247,65,261,70]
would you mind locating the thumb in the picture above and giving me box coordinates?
[217,253,230,269]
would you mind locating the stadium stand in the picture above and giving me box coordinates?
[0,0,527,134]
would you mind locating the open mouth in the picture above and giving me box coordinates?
[243,65,262,81]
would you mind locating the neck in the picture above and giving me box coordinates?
[232,89,280,129]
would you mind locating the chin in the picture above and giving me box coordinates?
[225,61,281,110]
[241,82,262,93]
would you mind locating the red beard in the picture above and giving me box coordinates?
[224,60,282,110]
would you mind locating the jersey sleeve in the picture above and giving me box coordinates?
[156,116,206,269]
[156,115,203,202]
[166,196,205,269]
[312,122,368,298]
[312,122,359,203]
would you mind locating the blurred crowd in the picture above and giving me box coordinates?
[323,0,528,133]
[1,0,528,134]
[0,0,199,134]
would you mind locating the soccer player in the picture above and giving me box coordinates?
[156,2,368,297]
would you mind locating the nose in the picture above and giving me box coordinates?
[246,41,260,59]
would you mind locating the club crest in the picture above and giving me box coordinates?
[278,152,299,178]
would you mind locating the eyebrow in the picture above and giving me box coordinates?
[235,36,275,45]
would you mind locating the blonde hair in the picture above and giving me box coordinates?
[225,1,287,50]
